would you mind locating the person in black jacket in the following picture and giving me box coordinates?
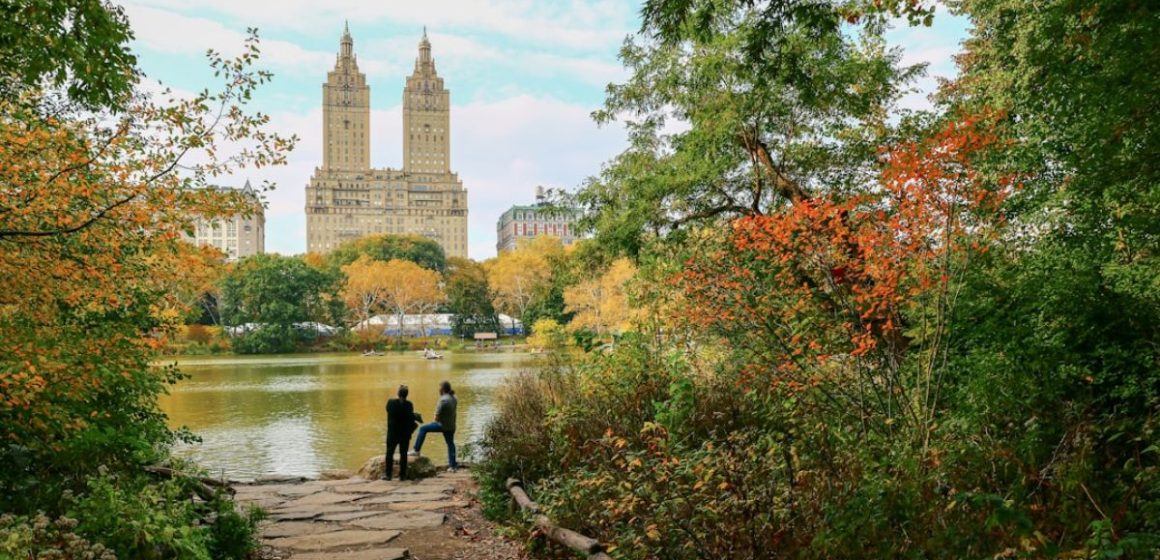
[384,385,419,480]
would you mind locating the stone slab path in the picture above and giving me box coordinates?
[235,470,491,560]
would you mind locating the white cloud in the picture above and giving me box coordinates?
[121,4,395,77]
[120,0,634,52]
[364,32,626,88]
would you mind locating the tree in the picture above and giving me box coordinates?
[445,257,500,338]
[0,0,138,109]
[573,0,923,258]
[487,237,563,333]
[325,234,447,273]
[341,256,392,327]
[0,19,293,555]
[171,244,229,325]
[563,258,638,339]
[526,318,570,352]
[219,254,339,353]
[375,259,444,340]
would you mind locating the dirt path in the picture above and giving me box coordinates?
[236,470,528,560]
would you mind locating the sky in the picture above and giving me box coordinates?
[117,0,970,260]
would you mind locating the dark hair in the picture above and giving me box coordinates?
[439,381,454,396]
[398,385,409,399]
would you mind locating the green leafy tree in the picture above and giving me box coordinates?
[574,0,922,257]
[324,234,447,273]
[0,0,138,109]
[937,0,1160,552]
[445,257,500,338]
[219,254,340,353]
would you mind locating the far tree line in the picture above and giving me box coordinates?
[178,233,636,353]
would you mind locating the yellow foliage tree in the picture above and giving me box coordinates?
[341,256,392,327]
[377,259,444,339]
[527,318,570,352]
[487,236,563,331]
[564,258,638,338]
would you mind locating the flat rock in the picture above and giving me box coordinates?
[267,504,366,521]
[276,485,323,498]
[386,500,469,511]
[331,480,399,494]
[234,483,302,496]
[291,549,409,560]
[266,529,401,552]
[390,484,452,494]
[265,509,321,522]
[323,477,375,487]
[281,491,366,508]
[259,521,344,539]
[356,492,449,505]
[316,510,382,522]
[349,511,445,531]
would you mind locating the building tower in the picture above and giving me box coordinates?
[322,21,370,171]
[306,26,468,258]
[402,27,451,174]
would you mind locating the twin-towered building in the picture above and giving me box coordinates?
[305,26,468,258]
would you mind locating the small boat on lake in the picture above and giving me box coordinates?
[362,350,384,357]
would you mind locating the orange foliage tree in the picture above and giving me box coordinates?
[0,31,294,505]
[676,115,1011,439]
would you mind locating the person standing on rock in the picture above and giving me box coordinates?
[409,380,458,471]
[385,384,419,480]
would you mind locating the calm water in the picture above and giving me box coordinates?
[158,352,534,480]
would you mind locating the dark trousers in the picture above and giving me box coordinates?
[385,434,411,480]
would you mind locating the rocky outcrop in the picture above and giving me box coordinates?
[357,454,436,480]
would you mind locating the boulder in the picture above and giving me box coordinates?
[357,455,436,480]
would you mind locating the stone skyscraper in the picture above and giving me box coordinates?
[306,26,468,257]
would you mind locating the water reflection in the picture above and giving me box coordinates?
[159,352,533,480]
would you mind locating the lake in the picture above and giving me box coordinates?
[158,351,535,480]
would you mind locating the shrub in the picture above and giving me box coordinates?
[0,513,115,560]
[66,471,262,560]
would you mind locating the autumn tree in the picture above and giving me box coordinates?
[487,237,563,333]
[563,258,637,339]
[341,256,392,327]
[0,17,294,555]
[376,259,444,340]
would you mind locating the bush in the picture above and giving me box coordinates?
[231,324,308,354]
[0,513,115,560]
[67,471,262,560]
[480,331,1160,559]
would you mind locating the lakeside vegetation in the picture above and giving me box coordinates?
[0,2,291,557]
[173,232,635,356]
[477,0,1160,558]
